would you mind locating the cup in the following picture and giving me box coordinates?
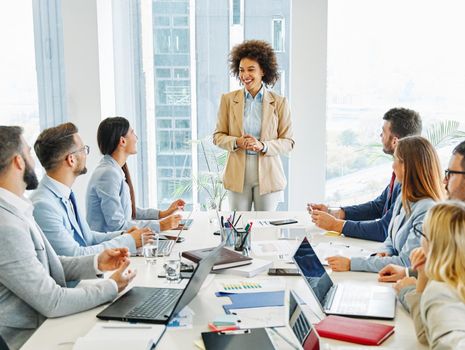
[234,229,251,256]
[221,227,235,247]
[142,233,159,264]
[164,251,182,283]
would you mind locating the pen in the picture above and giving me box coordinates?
[221,216,224,228]
[234,214,242,227]
[232,211,236,226]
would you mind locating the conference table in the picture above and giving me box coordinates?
[22,211,427,350]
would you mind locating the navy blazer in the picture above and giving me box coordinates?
[341,182,401,242]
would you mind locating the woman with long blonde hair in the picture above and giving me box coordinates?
[405,201,465,349]
[327,136,445,272]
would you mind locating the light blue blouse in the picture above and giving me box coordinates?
[244,85,265,155]
[86,155,161,232]
[350,195,435,272]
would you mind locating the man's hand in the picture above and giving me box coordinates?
[393,277,417,295]
[160,199,185,218]
[109,259,137,293]
[307,203,329,213]
[410,247,426,272]
[326,256,351,272]
[98,248,130,272]
[311,210,344,232]
[160,214,182,231]
[378,264,406,282]
[126,226,139,233]
[128,227,153,248]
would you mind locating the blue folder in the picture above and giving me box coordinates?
[215,291,285,313]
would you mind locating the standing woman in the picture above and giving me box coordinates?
[213,40,294,211]
[86,117,184,233]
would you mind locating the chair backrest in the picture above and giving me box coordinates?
[0,335,9,350]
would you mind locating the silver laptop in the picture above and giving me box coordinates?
[293,237,396,320]
[288,290,320,350]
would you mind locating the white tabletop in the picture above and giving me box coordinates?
[22,211,427,350]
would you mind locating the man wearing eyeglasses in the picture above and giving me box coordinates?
[30,123,152,258]
[378,140,465,310]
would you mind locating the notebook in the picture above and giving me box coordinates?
[201,328,274,350]
[182,246,252,270]
[214,258,272,277]
[293,237,396,319]
[314,315,394,345]
[288,290,320,350]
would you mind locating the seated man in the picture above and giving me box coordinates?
[0,126,135,350]
[309,107,422,241]
[31,122,152,256]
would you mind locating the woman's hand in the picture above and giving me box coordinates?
[237,134,263,152]
[393,277,417,295]
[326,256,351,271]
[410,247,426,272]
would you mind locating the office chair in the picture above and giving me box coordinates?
[0,335,9,350]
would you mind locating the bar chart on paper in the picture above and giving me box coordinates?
[216,278,285,294]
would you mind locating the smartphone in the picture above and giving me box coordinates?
[268,267,300,276]
[158,271,193,279]
[269,219,298,226]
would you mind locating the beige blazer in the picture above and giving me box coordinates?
[213,88,294,195]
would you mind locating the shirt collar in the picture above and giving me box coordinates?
[103,154,125,177]
[46,175,72,199]
[0,187,34,216]
[245,84,265,102]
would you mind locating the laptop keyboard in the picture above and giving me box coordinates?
[292,312,311,343]
[158,240,174,255]
[330,286,370,315]
[125,288,182,319]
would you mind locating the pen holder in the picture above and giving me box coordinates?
[234,229,251,256]
[221,227,235,247]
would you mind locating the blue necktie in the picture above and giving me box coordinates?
[69,191,87,246]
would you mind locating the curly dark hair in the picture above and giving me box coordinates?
[229,40,279,87]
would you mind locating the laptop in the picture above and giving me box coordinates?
[97,243,223,324]
[137,211,193,257]
[288,290,320,350]
[293,237,396,319]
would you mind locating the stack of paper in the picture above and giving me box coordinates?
[313,242,373,265]
[214,258,272,277]
[73,322,165,350]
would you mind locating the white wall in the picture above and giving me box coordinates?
[289,0,327,210]
[61,0,103,205]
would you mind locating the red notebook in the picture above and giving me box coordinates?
[314,315,394,346]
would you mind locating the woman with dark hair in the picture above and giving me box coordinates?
[86,117,184,233]
[213,40,294,211]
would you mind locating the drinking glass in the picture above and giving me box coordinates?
[142,233,159,264]
[164,251,182,283]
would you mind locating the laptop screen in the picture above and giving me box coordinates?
[289,290,320,350]
[293,237,333,307]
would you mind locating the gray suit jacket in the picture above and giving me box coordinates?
[31,176,136,256]
[406,281,465,349]
[351,196,435,272]
[0,197,117,350]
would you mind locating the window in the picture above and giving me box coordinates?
[326,0,465,205]
[272,17,285,52]
[132,0,291,209]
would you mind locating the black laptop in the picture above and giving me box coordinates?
[97,244,222,324]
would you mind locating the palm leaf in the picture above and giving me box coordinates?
[425,120,465,148]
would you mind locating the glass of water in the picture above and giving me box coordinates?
[164,251,182,283]
[142,233,159,264]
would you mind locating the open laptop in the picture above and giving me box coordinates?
[137,211,193,257]
[288,290,320,350]
[293,237,396,320]
[97,243,222,324]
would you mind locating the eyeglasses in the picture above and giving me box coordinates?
[68,145,90,157]
[413,222,428,241]
[444,169,465,181]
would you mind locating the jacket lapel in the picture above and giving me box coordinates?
[260,90,276,140]
[232,89,244,135]
[42,178,86,245]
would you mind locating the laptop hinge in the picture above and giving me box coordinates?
[324,285,338,310]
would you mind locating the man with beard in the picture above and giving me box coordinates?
[308,108,422,241]
[31,123,151,256]
[0,126,135,350]
[378,140,465,310]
